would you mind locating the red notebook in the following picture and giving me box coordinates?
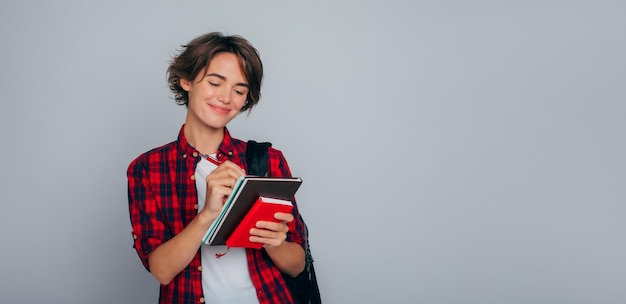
[226,196,294,249]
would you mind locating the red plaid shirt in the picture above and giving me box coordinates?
[127,125,306,304]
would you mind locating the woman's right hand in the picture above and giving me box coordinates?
[201,160,246,216]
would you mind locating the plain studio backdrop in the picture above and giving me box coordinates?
[0,1,624,303]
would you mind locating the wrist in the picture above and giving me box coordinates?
[264,240,288,253]
[196,209,219,226]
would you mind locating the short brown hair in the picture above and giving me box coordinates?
[167,32,263,112]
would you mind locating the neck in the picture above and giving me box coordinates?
[183,123,224,155]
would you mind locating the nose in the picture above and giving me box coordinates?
[217,87,230,104]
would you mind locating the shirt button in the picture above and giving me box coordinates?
[132,234,137,240]
[198,265,203,271]
[194,204,199,210]
[228,151,233,155]
[190,175,195,181]
[182,154,187,159]
[192,152,199,158]
[199,297,205,303]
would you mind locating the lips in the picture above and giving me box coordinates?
[208,104,231,115]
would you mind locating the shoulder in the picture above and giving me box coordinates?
[229,136,248,150]
[264,143,292,177]
[267,145,286,160]
[127,140,178,173]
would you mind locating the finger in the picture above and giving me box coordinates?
[216,161,246,176]
[207,184,233,198]
[255,220,289,233]
[249,228,287,244]
[207,166,244,181]
[249,235,283,248]
[203,185,232,211]
[273,212,294,223]
[207,176,240,190]
[249,223,287,248]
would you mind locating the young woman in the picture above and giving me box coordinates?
[127,32,308,304]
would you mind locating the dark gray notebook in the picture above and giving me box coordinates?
[202,176,303,245]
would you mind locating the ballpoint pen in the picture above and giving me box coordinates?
[198,152,222,167]
[205,154,222,167]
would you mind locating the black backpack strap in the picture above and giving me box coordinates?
[246,140,272,176]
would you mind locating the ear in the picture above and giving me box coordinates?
[180,78,192,91]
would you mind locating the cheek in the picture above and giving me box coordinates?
[189,87,210,101]
[233,95,248,109]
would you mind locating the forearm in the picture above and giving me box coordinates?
[265,241,306,278]
[148,212,216,285]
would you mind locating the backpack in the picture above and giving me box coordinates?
[246,140,322,304]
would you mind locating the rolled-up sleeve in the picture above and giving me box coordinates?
[127,156,170,271]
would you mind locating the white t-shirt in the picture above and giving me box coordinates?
[195,156,259,303]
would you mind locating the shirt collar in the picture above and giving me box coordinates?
[176,124,235,161]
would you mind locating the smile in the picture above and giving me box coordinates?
[209,104,231,115]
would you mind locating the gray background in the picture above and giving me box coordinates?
[1,1,624,303]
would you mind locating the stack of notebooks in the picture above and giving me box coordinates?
[202,176,302,248]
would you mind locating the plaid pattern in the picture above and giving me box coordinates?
[128,125,305,304]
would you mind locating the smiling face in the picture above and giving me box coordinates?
[181,52,249,133]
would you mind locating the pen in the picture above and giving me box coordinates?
[204,153,248,177]
[201,153,222,167]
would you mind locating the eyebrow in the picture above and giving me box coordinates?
[206,73,249,88]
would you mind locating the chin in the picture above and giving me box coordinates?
[202,117,234,129]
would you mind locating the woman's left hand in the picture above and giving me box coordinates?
[249,212,294,248]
